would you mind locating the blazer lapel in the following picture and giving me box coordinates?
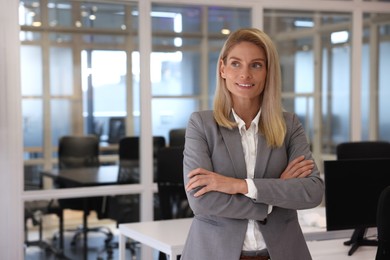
[219,126,247,179]
[254,134,271,178]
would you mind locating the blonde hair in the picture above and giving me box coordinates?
[213,28,286,148]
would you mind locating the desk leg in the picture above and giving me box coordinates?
[119,233,126,260]
[83,198,88,260]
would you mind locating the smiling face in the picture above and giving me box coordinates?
[220,41,267,109]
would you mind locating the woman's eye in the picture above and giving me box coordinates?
[231,61,240,67]
[252,62,263,69]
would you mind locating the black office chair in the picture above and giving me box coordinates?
[117,136,166,183]
[107,117,126,144]
[376,185,390,260]
[24,199,66,258]
[336,141,390,160]
[57,135,113,247]
[24,165,66,258]
[156,146,193,260]
[336,141,390,255]
[97,136,166,259]
[168,128,186,148]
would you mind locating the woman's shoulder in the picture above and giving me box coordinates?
[282,111,295,120]
[190,110,214,120]
[282,111,302,128]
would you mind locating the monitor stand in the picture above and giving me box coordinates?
[344,227,378,255]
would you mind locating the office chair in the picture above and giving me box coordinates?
[336,141,390,160]
[117,136,166,183]
[107,117,126,144]
[376,185,390,260]
[57,135,113,247]
[156,146,193,260]
[336,141,390,255]
[24,199,66,258]
[168,128,186,147]
[24,165,66,258]
[97,136,166,259]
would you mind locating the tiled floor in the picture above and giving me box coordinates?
[24,210,140,260]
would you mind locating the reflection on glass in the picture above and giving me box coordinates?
[51,99,72,146]
[378,23,390,140]
[23,99,43,148]
[152,99,199,140]
[208,7,251,34]
[151,51,200,96]
[151,4,201,33]
[264,9,352,153]
[151,4,251,142]
[356,13,389,141]
[82,34,126,44]
[20,31,41,42]
[19,0,41,27]
[21,45,42,96]
[79,2,127,30]
[48,0,72,27]
[50,47,73,96]
[49,33,72,43]
[81,50,128,141]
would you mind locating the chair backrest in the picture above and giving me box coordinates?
[117,136,166,184]
[168,128,186,147]
[119,136,166,160]
[58,135,100,169]
[107,117,126,144]
[336,141,390,160]
[376,185,390,260]
[156,146,193,220]
[57,135,102,214]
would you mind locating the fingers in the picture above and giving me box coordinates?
[281,156,315,179]
[291,159,314,177]
[185,168,210,192]
[186,172,215,197]
[291,161,314,178]
[283,155,305,173]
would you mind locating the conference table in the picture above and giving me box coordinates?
[42,165,120,187]
[41,165,121,259]
[118,217,377,260]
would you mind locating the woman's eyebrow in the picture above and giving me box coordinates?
[228,56,266,62]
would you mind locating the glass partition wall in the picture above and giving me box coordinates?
[19,0,390,259]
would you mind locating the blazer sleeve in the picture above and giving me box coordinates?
[183,111,269,221]
[252,112,324,210]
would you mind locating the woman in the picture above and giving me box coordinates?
[181,28,324,260]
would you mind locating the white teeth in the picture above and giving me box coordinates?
[238,83,254,87]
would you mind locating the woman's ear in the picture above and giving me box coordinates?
[220,59,226,79]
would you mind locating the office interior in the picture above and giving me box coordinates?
[1,0,390,259]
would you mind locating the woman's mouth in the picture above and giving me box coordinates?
[237,83,255,88]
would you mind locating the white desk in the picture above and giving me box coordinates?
[119,214,377,260]
[119,218,192,260]
[307,239,376,260]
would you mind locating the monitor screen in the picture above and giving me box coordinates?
[324,158,390,231]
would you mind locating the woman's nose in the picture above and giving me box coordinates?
[240,68,252,79]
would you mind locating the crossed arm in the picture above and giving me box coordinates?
[185,155,314,198]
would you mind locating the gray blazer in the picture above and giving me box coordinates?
[181,110,324,260]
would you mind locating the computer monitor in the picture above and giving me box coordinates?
[324,158,390,255]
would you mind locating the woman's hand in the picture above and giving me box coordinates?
[280,155,314,179]
[185,168,247,197]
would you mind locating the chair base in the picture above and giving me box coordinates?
[25,240,70,259]
[67,225,113,246]
[97,239,139,260]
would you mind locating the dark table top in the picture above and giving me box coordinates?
[41,165,120,187]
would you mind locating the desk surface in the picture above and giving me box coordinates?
[307,239,377,259]
[119,216,378,260]
[119,218,191,257]
[42,165,120,186]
